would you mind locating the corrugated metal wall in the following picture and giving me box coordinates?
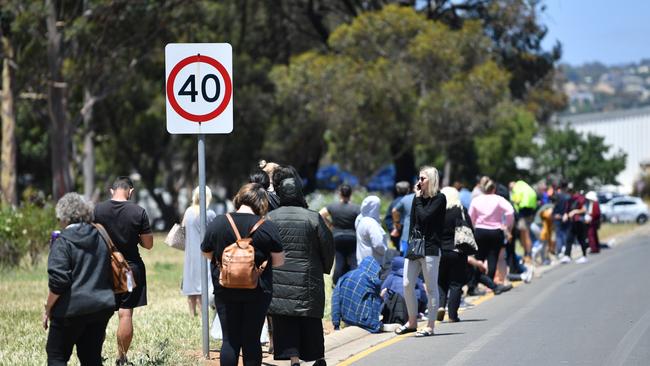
[559,107,650,193]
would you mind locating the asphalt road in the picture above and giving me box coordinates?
[351,230,650,366]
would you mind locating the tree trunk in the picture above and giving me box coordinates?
[390,141,416,192]
[1,33,17,206]
[46,0,72,200]
[443,159,452,188]
[82,89,95,200]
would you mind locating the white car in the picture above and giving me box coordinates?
[600,196,649,224]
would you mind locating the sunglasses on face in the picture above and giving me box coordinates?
[419,176,427,181]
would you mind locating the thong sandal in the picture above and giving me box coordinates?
[394,324,417,335]
[415,328,434,337]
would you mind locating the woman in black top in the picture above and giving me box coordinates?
[201,183,285,366]
[44,193,115,365]
[396,166,446,337]
[437,187,472,323]
[319,183,360,286]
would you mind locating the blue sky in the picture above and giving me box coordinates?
[541,0,650,66]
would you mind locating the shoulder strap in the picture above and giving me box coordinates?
[225,213,241,240]
[247,218,265,238]
[92,223,117,252]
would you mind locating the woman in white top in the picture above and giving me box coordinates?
[181,186,217,316]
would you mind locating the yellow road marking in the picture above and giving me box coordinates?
[337,281,523,365]
[337,334,411,366]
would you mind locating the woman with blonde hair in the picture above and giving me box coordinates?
[181,186,217,316]
[395,166,446,337]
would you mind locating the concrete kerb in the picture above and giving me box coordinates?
[322,224,650,366]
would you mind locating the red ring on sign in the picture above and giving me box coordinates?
[166,54,232,123]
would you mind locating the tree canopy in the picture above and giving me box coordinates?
[533,126,627,190]
[1,0,609,228]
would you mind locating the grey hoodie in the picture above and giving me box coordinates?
[48,222,116,318]
[355,196,388,264]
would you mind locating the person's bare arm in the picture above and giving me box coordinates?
[139,233,154,250]
[319,207,333,229]
[202,251,213,261]
[391,208,402,232]
[42,291,60,330]
[271,251,285,267]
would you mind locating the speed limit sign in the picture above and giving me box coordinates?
[165,43,233,134]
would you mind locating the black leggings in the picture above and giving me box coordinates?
[438,250,467,320]
[474,228,505,281]
[46,309,113,366]
[215,295,271,366]
[332,233,357,286]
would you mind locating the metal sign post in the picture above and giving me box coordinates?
[165,43,233,359]
[198,133,209,358]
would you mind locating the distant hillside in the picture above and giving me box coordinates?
[559,59,650,114]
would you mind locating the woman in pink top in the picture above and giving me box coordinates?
[468,179,514,283]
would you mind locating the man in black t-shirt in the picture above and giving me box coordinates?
[94,176,153,366]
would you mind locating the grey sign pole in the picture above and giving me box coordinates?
[198,133,210,358]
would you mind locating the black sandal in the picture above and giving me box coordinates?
[394,324,417,335]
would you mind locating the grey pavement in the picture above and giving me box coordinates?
[342,225,650,366]
[259,225,650,366]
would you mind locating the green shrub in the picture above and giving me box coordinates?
[0,203,56,268]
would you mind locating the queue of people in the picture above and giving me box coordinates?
[330,173,606,339]
[43,166,604,366]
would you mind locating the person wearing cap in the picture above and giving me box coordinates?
[94,176,153,366]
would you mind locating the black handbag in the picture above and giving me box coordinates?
[406,226,426,260]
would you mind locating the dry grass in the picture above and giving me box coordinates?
[0,232,336,365]
[598,222,643,242]
[0,234,205,365]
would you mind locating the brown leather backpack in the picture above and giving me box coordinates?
[218,213,267,289]
[92,223,136,294]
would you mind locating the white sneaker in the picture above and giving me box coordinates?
[575,256,588,264]
[523,267,534,283]
[560,255,571,264]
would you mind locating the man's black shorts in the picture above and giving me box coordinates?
[116,260,147,309]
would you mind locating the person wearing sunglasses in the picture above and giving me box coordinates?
[395,166,446,337]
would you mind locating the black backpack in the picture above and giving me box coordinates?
[381,289,408,325]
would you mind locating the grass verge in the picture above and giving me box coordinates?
[0,235,201,365]
[0,233,336,365]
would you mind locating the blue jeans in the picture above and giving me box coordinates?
[400,239,409,256]
[554,220,570,255]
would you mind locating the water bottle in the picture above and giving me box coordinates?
[50,230,61,246]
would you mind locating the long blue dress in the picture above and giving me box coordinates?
[181,206,216,296]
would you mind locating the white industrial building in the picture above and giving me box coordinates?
[558,106,650,193]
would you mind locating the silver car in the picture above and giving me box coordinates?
[600,196,649,224]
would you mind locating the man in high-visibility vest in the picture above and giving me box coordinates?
[509,180,538,264]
